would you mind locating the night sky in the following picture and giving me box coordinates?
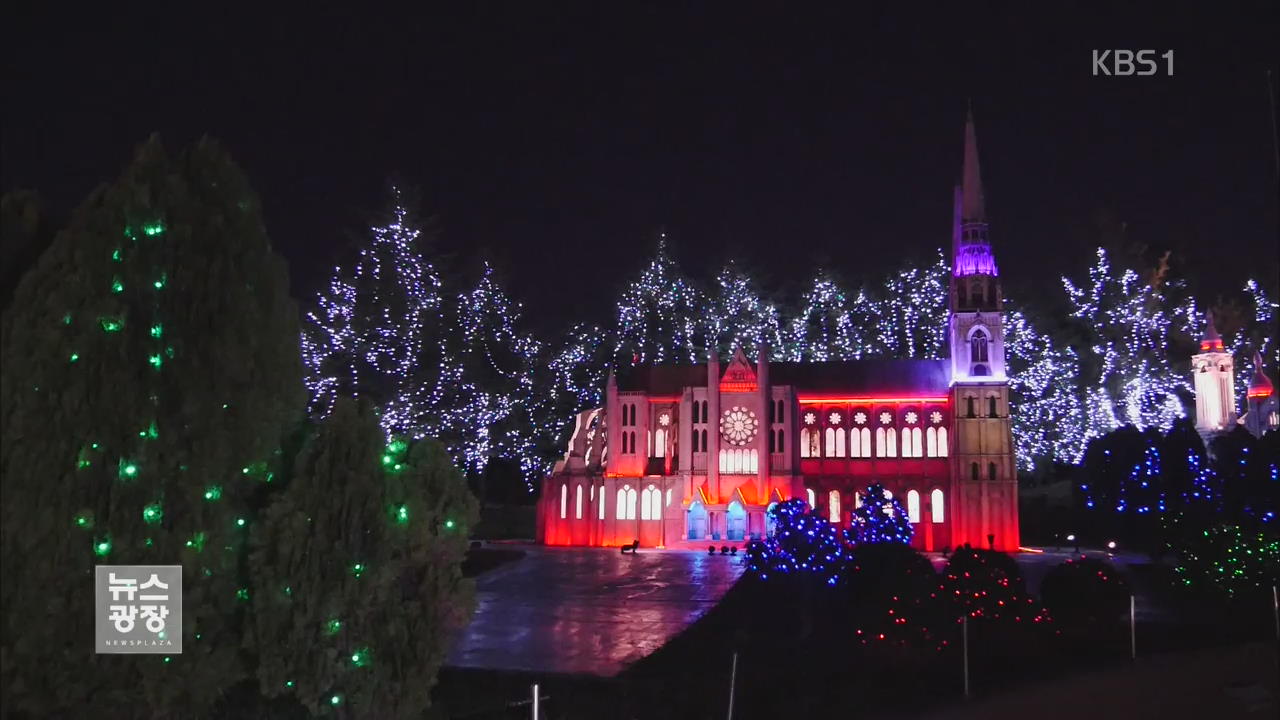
[4,4,1278,331]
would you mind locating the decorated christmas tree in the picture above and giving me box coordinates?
[745,499,847,586]
[250,398,478,717]
[846,484,914,546]
[706,264,785,359]
[301,187,463,444]
[0,137,304,715]
[613,240,708,365]
[783,272,869,361]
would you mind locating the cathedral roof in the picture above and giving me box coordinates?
[1248,351,1274,399]
[615,358,951,397]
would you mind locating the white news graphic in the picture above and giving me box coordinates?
[95,565,182,654]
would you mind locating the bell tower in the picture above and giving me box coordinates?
[1192,311,1237,440]
[948,107,1018,552]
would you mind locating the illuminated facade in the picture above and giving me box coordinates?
[537,111,1020,551]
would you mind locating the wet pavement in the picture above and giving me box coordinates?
[446,545,744,677]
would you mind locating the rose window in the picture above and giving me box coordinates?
[828,412,842,425]
[720,406,759,445]
[879,411,892,425]
[658,413,671,427]
[905,411,918,425]
[804,411,817,426]
[930,411,943,425]
[853,411,867,425]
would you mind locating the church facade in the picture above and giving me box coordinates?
[537,113,1021,552]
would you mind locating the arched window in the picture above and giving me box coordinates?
[777,429,785,453]
[641,485,661,520]
[855,427,871,457]
[931,489,945,523]
[726,501,747,540]
[800,428,813,458]
[654,428,666,458]
[885,428,897,457]
[824,428,845,457]
[875,427,886,457]
[616,485,637,520]
[909,427,923,457]
[631,431,637,454]
[776,400,785,422]
[687,501,707,539]
[701,429,707,451]
[970,462,979,481]
[599,485,606,519]
[926,427,937,457]
[937,427,948,456]
[691,429,699,453]
[666,487,672,507]
[806,487,816,509]
[768,401,775,423]
[560,484,567,519]
[828,490,842,523]
[988,462,997,481]
[575,485,583,519]
[701,401,708,422]
[988,396,998,418]
[906,490,921,523]
[971,329,989,363]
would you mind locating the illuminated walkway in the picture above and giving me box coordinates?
[446,545,744,676]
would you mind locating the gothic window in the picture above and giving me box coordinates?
[777,429,784,453]
[631,431,637,454]
[776,400,785,422]
[971,329,989,363]
[701,429,708,451]
[926,427,937,457]
[800,427,814,458]
[988,396,998,418]
[806,487,816,509]
[988,462,997,481]
[884,428,897,457]
[641,485,661,520]
[911,427,924,457]
[966,396,976,418]
[824,427,845,457]
[970,462,979,481]
[616,485,637,520]
[828,490,841,524]
[560,484,567,519]
[854,427,871,457]
[931,489,945,523]
[654,428,666,458]
[575,485,583,519]
[875,427,886,457]
[768,401,774,423]
[907,490,921,523]
[599,486,606,519]
[702,401,708,422]
[691,429,699,453]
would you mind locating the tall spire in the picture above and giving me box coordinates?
[1200,310,1225,351]
[962,104,985,221]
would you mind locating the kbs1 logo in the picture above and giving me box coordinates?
[1092,50,1174,76]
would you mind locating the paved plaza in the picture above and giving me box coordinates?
[446,545,744,676]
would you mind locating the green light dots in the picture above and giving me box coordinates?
[150,323,163,338]
[140,421,159,440]
[142,503,163,525]
[350,648,371,667]
[62,312,72,325]
[235,517,246,527]
[148,354,162,369]
[185,531,206,552]
[351,563,365,578]
[325,618,342,635]
[100,317,123,333]
[285,680,295,688]
[74,512,93,529]
[330,694,342,706]
[111,277,124,293]
[395,505,409,524]
[445,519,456,530]
[142,222,165,236]
[388,439,408,455]
[153,273,167,290]
[93,537,112,557]
[203,486,222,501]
[235,588,249,601]
[111,248,122,262]
[118,460,138,479]
[163,656,171,664]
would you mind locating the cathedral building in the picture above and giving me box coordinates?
[537,113,1020,552]
[1191,312,1279,441]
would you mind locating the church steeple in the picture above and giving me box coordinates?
[952,108,998,282]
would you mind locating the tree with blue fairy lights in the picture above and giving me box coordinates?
[847,484,914,546]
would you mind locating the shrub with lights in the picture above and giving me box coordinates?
[745,499,847,586]
[0,138,303,717]
[1170,521,1279,599]
[846,484,914,546]
[849,543,948,653]
[250,398,478,718]
[1039,557,1131,631]
[939,547,1050,627]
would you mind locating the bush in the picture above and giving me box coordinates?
[1040,557,1130,628]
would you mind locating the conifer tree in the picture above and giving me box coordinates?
[250,398,477,718]
[613,241,707,365]
[846,484,914,545]
[0,136,304,715]
[784,272,869,361]
[707,265,785,358]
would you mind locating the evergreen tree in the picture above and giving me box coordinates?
[1,189,50,311]
[250,398,478,718]
[613,241,707,365]
[0,137,304,716]
[706,265,785,358]
[454,262,547,488]
[1004,307,1087,470]
[846,484,914,546]
[301,188,463,443]
[784,272,869,361]
[873,251,949,359]
[1062,248,1189,439]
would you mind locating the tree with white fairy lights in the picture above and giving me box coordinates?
[706,264,785,359]
[301,187,465,446]
[872,251,949,360]
[1004,306,1088,469]
[613,240,709,365]
[784,271,871,361]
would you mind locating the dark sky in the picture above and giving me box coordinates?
[4,4,1278,331]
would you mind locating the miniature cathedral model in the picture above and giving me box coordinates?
[537,111,1023,551]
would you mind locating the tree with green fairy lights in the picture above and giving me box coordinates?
[0,136,304,716]
[250,398,477,718]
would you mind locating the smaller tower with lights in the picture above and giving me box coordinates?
[1243,351,1278,437]
[1191,311,1237,440]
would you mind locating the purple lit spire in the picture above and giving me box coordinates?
[953,107,998,277]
